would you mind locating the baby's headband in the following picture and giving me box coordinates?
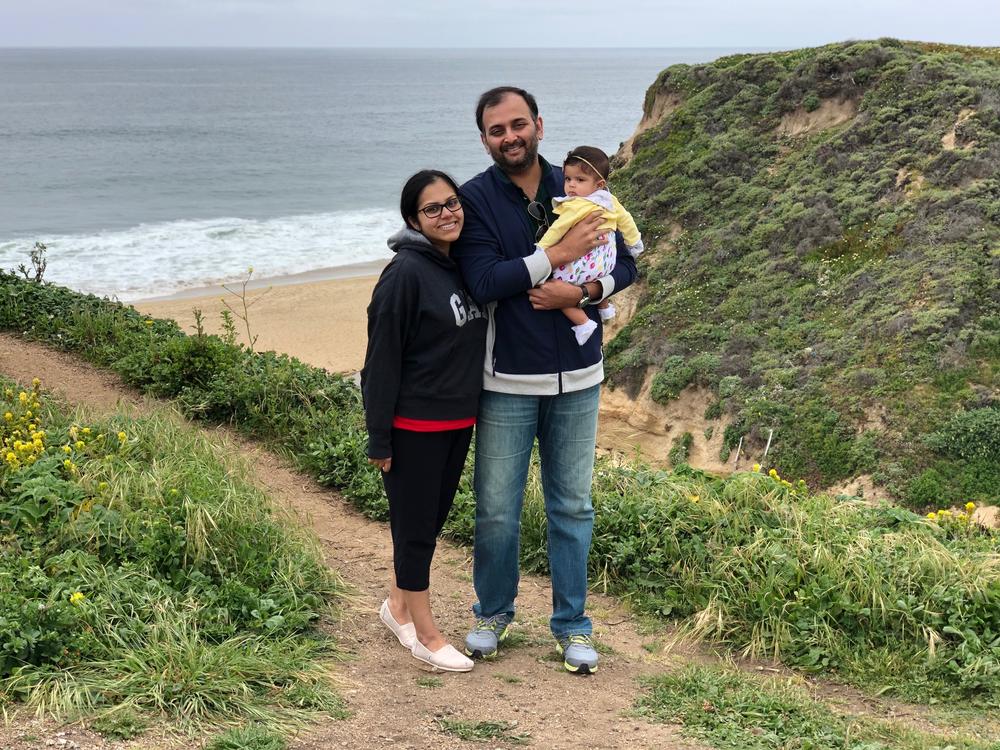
[568,155,607,181]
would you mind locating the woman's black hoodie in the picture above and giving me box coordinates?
[361,228,488,459]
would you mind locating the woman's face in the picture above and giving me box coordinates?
[413,179,464,251]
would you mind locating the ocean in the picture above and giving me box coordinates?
[0,48,745,300]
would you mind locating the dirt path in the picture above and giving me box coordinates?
[0,334,708,750]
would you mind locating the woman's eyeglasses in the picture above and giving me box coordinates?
[418,196,462,218]
[527,200,550,242]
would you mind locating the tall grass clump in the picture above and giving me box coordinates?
[0,378,343,733]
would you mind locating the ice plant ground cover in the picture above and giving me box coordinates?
[0,377,344,739]
[2,271,1000,706]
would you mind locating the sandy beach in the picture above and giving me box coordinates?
[136,261,386,374]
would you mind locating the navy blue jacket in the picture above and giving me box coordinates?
[452,160,637,395]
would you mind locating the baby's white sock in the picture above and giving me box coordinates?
[572,319,598,345]
[598,303,616,321]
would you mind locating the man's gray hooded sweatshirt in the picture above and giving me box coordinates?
[361,228,488,459]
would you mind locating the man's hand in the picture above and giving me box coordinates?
[528,280,600,310]
[368,457,392,472]
[543,211,606,269]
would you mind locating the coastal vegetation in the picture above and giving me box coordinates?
[0,373,342,739]
[3,269,1000,709]
[609,39,1000,506]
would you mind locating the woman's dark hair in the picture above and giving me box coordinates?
[399,170,461,228]
[564,146,611,181]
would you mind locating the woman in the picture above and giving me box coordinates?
[360,170,486,672]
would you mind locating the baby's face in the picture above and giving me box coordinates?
[563,163,603,197]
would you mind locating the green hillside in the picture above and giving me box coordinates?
[608,39,1000,507]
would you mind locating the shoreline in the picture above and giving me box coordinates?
[134,258,390,304]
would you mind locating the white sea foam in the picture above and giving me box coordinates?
[0,209,400,301]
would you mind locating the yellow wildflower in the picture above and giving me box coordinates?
[31,378,41,388]
[117,431,127,442]
[689,494,700,503]
[3,412,11,421]
[927,512,937,521]
[752,463,761,472]
[69,592,86,605]
[75,441,85,451]
[768,468,779,479]
[63,445,72,454]
[98,482,108,491]
[965,502,976,512]
[81,427,91,435]
[144,319,154,327]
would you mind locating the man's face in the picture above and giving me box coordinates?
[480,93,544,174]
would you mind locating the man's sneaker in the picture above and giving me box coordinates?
[464,613,513,659]
[556,634,599,675]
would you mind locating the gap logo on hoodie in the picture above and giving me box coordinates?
[450,291,485,327]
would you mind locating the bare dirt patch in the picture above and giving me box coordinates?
[941,108,977,150]
[776,98,858,137]
[895,167,926,198]
[599,374,733,475]
[826,474,889,502]
[614,90,684,166]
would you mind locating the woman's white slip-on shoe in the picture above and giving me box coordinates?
[379,599,417,649]
[411,640,474,672]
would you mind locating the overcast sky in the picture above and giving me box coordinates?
[1,0,998,48]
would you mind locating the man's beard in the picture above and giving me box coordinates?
[491,135,539,174]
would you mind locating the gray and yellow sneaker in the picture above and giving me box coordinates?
[464,613,513,659]
[555,634,598,675]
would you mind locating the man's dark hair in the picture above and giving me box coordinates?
[475,86,539,133]
[399,169,460,228]
[564,146,611,181]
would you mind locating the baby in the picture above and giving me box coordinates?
[536,146,643,345]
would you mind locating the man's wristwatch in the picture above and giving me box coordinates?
[577,284,591,308]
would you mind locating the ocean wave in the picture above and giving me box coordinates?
[0,209,400,301]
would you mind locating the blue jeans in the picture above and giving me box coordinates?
[471,384,600,638]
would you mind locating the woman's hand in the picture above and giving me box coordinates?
[368,457,392,473]
[543,211,606,268]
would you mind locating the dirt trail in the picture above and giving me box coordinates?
[0,334,708,750]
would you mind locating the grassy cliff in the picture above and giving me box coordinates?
[608,39,1000,507]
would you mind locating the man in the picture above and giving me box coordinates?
[451,86,637,675]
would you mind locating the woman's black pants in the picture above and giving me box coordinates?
[381,426,473,591]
